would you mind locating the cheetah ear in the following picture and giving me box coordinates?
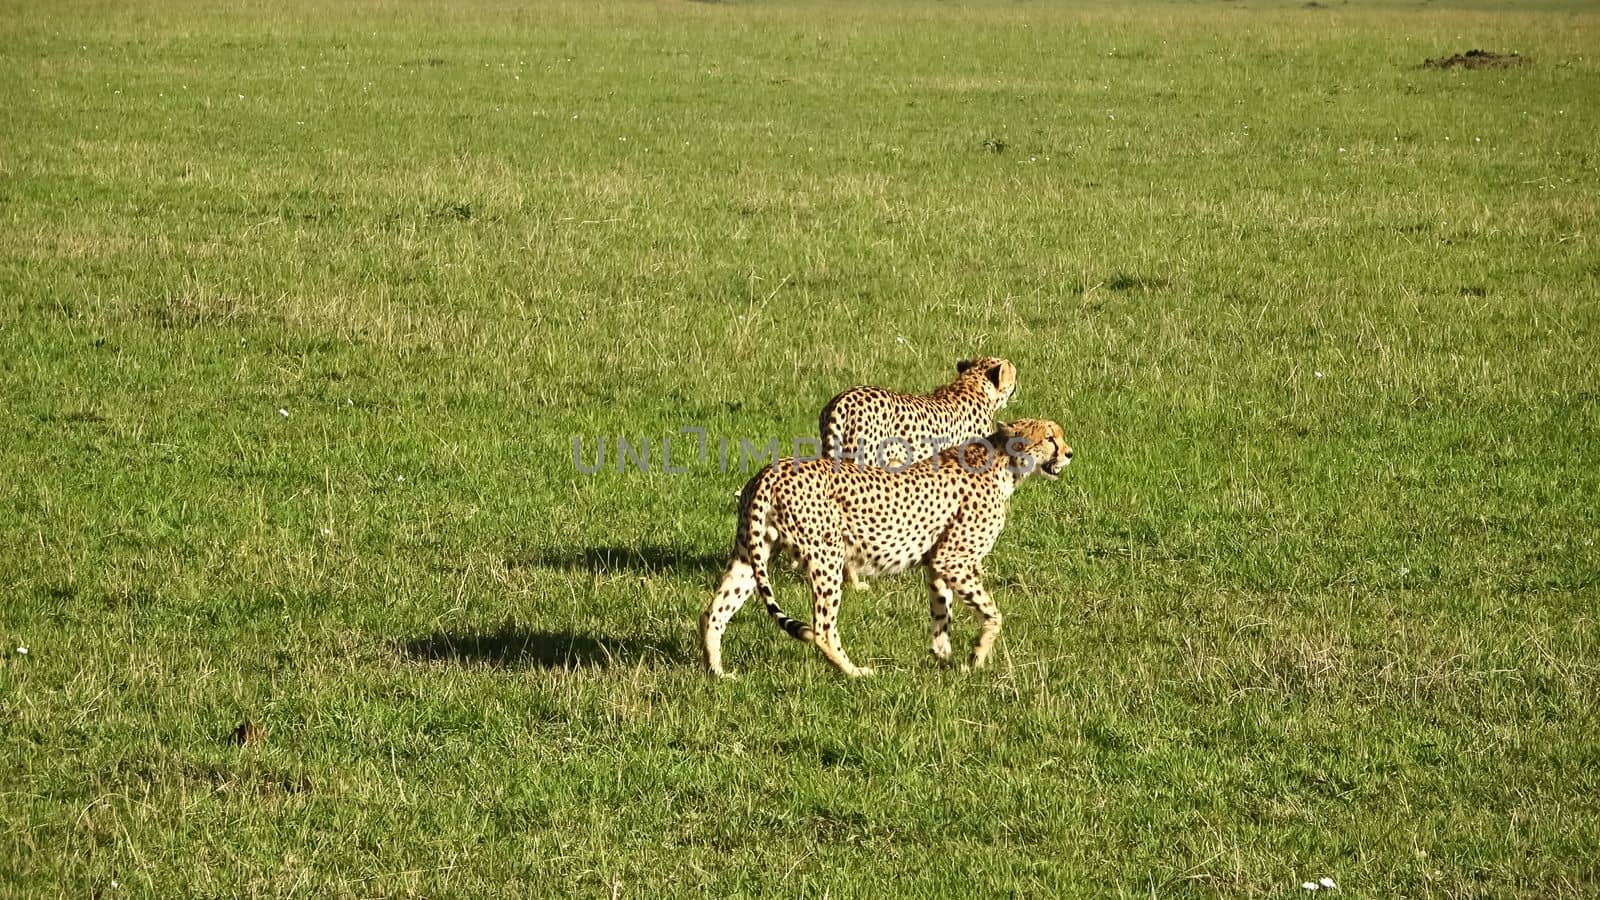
[984,362,1004,391]
[955,359,975,374]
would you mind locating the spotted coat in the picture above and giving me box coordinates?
[819,357,1018,469]
[819,356,1019,591]
[700,419,1072,678]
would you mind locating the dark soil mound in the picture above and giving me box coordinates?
[1423,49,1529,70]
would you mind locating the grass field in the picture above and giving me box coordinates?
[3,0,1598,895]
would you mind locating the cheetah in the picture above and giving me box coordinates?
[819,356,1018,469]
[700,419,1072,678]
[819,356,1019,590]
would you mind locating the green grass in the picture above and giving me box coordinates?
[3,0,1598,895]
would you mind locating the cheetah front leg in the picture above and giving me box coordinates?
[945,566,1003,669]
[804,550,873,677]
[844,562,870,592]
[927,575,955,665]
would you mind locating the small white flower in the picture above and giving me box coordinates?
[279,408,289,417]
[1302,883,1320,892]
[16,647,27,655]
[1314,371,1325,378]
[346,398,354,406]
[396,475,405,482]
[1320,877,1338,889]
[320,527,332,536]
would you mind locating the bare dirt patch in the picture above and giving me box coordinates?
[1423,50,1529,70]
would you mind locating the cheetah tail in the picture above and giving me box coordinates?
[753,545,811,643]
[741,483,813,644]
[818,396,844,460]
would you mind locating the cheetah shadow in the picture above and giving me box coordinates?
[507,542,1006,592]
[399,624,685,670]
[507,543,728,579]
[408,542,718,670]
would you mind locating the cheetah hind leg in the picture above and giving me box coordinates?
[701,557,758,678]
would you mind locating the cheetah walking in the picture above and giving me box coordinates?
[700,419,1072,678]
[818,356,1018,590]
[819,356,1017,468]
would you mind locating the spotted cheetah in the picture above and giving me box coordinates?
[820,356,1018,468]
[819,356,1018,589]
[700,419,1072,678]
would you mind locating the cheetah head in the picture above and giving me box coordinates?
[995,419,1072,481]
[955,356,1018,409]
